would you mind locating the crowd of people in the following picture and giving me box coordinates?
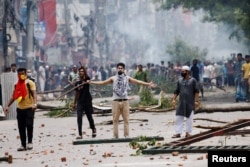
[3,52,250,151]
[4,54,248,98]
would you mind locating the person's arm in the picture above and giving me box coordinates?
[88,77,113,85]
[248,72,250,85]
[32,90,37,110]
[68,74,73,85]
[128,77,156,87]
[171,81,180,106]
[194,92,199,102]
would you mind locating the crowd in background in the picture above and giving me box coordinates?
[3,53,249,97]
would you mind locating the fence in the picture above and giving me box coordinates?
[0,73,17,120]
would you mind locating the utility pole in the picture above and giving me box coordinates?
[2,0,9,69]
[26,0,35,69]
[63,0,72,64]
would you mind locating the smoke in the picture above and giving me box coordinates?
[107,3,248,65]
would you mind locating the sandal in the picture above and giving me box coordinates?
[171,134,181,138]
[185,133,191,138]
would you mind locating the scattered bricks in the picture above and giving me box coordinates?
[83,162,89,165]
[102,152,112,158]
[98,160,102,163]
[149,157,154,160]
[180,155,187,159]
[41,124,45,127]
[50,150,54,153]
[159,155,164,159]
[172,151,179,156]
[156,142,162,146]
[178,164,183,166]
[5,152,8,156]
[197,156,203,160]
[61,157,67,162]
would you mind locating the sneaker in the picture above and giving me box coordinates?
[27,143,33,150]
[76,136,82,140]
[92,129,97,138]
[17,146,26,151]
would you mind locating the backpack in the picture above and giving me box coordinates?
[26,80,34,98]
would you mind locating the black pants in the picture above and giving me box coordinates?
[77,103,95,136]
[16,108,35,147]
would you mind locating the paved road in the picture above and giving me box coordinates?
[1,89,249,167]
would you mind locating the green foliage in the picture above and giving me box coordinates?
[129,136,156,156]
[154,0,250,51]
[44,97,74,117]
[138,88,158,106]
[160,96,172,109]
[166,37,207,64]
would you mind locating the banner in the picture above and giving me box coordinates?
[38,0,57,46]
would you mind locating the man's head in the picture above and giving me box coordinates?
[73,65,78,72]
[78,66,87,77]
[11,63,17,72]
[17,67,27,80]
[237,53,243,61]
[27,69,32,77]
[137,64,143,71]
[193,59,198,65]
[116,62,125,75]
[245,55,250,62]
[181,66,190,78]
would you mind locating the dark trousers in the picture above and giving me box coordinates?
[77,103,95,136]
[16,108,35,147]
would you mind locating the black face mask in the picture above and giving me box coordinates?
[118,71,123,75]
[181,72,187,78]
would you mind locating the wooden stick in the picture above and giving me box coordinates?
[194,118,227,124]
[56,81,86,100]
[0,155,12,164]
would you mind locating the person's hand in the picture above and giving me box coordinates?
[71,103,76,109]
[149,81,157,88]
[172,99,176,107]
[86,80,91,84]
[195,101,199,109]
[32,104,37,111]
[4,106,9,115]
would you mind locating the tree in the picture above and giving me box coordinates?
[154,0,250,51]
[166,37,207,64]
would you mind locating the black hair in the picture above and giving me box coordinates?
[237,53,242,57]
[116,62,125,68]
[17,67,27,73]
[11,63,16,67]
[78,66,90,78]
